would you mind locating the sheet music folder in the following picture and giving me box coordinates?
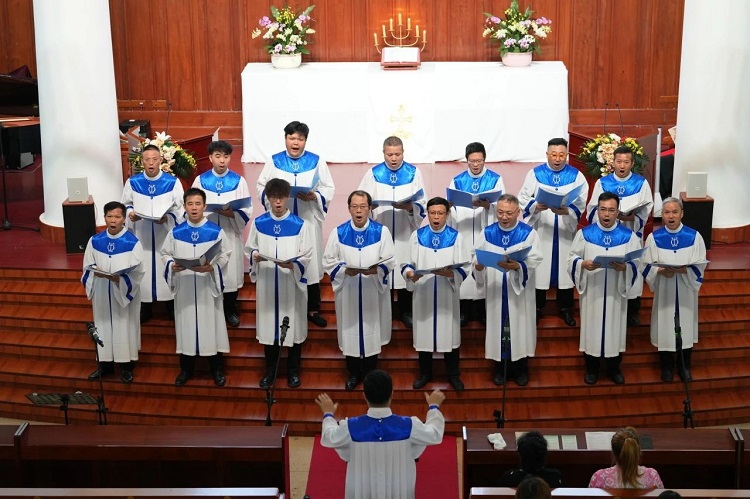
[26,392,99,406]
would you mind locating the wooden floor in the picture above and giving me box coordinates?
[2,155,750,435]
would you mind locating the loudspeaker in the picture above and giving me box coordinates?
[63,198,96,254]
[686,171,707,198]
[681,192,714,250]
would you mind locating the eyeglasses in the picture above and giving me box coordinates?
[428,211,447,216]
[598,207,618,214]
[349,204,370,210]
[467,159,485,165]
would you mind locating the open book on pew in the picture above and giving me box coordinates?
[593,247,646,266]
[476,247,532,272]
[372,189,424,208]
[446,188,503,209]
[206,196,252,213]
[173,240,222,268]
[535,183,584,209]
[85,263,139,277]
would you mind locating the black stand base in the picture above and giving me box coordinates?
[26,392,100,425]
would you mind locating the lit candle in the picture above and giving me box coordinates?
[398,13,402,25]
[389,18,393,31]
[423,30,427,43]
[383,24,387,37]
[416,25,420,37]
[407,17,411,30]
[374,32,378,44]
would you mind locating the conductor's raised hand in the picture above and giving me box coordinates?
[425,389,445,407]
[315,393,338,415]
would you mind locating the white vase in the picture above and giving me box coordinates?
[271,53,302,69]
[501,52,533,67]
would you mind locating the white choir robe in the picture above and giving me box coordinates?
[518,163,588,290]
[568,222,642,358]
[358,161,427,290]
[121,170,184,303]
[245,211,313,346]
[402,225,470,353]
[323,220,395,358]
[257,150,335,282]
[193,169,252,292]
[474,222,543,362]
[586,173,653,240]
[161,219,231,357]
[82,228,144,363]
[643,224,706,351]
[321,406,445,499]
[448,168,505,300]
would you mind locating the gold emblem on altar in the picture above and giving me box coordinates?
[390,105,413,139]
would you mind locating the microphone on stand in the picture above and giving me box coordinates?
[603,102,610,135]
[86,322,104,347]
[615,103,625,137]
[279,316,290,345]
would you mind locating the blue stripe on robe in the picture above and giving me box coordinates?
[348,414,413,442]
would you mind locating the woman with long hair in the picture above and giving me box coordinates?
[589,427,664,488]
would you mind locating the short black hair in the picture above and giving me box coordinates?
[658,491,682,499]
[598,191,620,207]
[363,369,392,406]
[517,431,549,473]
[142,144,161,154]
[208,140,233,155]
[515,476,551,499]
[184,187,206,203]
[347,190,372,206]
[383,136,403,149]
[284,121,309,139]
[265,178,291,199]
[103,201,126,217]
[427,197,449,212]
[547,137,568,148]
[465,142,486,159]
[613,145,633,160]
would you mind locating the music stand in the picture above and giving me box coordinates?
[26,392,99,425]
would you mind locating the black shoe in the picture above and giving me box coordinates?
[401,312,413,329]
[288,373,301,388]
[308,312,327,328]
[345,374,361,391]
[225,312,240,328]
[559,308,576,327]
[661,367,674,383]
[412,374,431,389]
[448,376,465,392]
[175,370,191,386]
[627,314,641,327]
[213,370,226,387]
[459,314,468,327]
[515,372,529,387]
[492,372,505,386]
[679,369,693,382]
[87,368,112,380]
[121,370,134,384]
[259,374,273,389]
[584,373,598,385]
[609,371,625,384]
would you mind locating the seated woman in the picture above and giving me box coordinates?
[589,427,664,488]
[499,430,563,488]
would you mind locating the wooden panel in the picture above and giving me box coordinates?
[0,0,36,75]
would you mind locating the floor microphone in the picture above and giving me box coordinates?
[86,322,104,347]
[280,316,290,344]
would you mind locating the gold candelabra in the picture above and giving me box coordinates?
[373,13,426,53]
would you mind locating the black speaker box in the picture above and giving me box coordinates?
[63,199,96,254]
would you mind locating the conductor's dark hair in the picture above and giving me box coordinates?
[142,144,161,154]
[347,190,372,206]
[103,201,126,217]
[598,191,620,207]
[184,187,206,203]
[517,431,549,473]
[465,142,486,159]
[658,491,682,499]
[208,140,233,155]
[363,369,392,406]
[383,136,403,149]
[426,197,449,211]
[284,121,309,139]
[547,137,568,148]
[613,145,634,161]
[265,178,292,199]
[515,476,551,499]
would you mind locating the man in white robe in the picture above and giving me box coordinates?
[193,140,252,328]
[518,137,588,327]
[82,201,144,384]
[568,192,642,385]
[161,188,231,387]
[642,197,706,382]
[121,144,183,322]
[403,197,471,391]
[245,178,313,389]
[358,136,427,328]
[257,121,335,328]
[315,370,445,499]
[587,145,654,327]
[448,142,505,326]
[474,194,543,387]
[323,190,395,391]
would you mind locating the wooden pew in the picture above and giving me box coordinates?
[463,427,741,499]
[0,488,282,498]
[12,423,290,494]
[469,488,750,499]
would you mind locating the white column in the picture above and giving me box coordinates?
[34,0,122,227]
[673,0,750,228]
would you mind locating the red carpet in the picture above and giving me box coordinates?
[305,434,459,498]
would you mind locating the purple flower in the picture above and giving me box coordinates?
[259,15,271,27]
[490,16,501,23]
[504,39,517,47]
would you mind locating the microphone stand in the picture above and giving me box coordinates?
[674,281,694,428]
[265,322,288,426]
[493,322,511,428]
[87,324,108,425]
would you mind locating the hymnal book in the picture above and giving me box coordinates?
[585,431,616,450]
[346,259,388,271]
[414,261,470,275]
[619,198,651,215]
[592,247,646,266]
[288,171,320,197]
[561,435,578,449]
[173,241,222,268]
[372,189,425,208]
[206,196,251,213]
[651,259,709,269]
[381,46,421,69]
[136,210,169,222]
[535,183,584,209]
[259,254,301,265]
[446,188,503,209]
[85,264,138,277]
[476,247,532,272]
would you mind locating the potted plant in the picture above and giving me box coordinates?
[483,0,552,67]
[252,5,316,69]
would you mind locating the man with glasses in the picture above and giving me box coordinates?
[518,138,588,327]
[568,192,642,385]
[322,190,396,391]
[402,197,471,391]
[448,142,505,326]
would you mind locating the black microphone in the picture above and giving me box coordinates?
[603,102,609,135]
[86,322,104,347]
[279,316,290,344]
[615,103,625,137]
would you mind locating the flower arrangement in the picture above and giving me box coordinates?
[578,133,650,177]
[483,0,552,56]
[129,131,197,180]
[251,5,316,55]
